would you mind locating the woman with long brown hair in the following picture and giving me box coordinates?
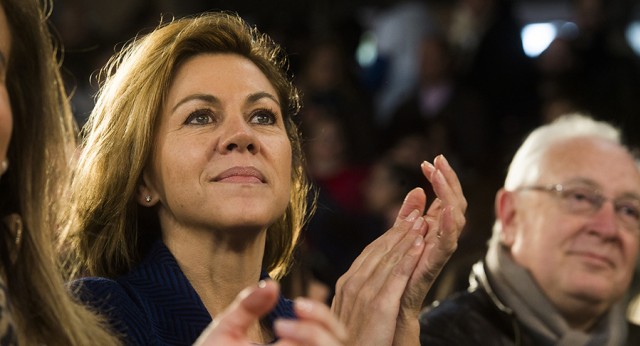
[0,0,119,344]
[62,11,466,345]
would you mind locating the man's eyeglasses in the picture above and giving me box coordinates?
[516,183,640,232]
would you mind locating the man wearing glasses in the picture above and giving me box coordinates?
[420,113,640,345]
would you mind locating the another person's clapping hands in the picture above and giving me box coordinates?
[196,280,347,346]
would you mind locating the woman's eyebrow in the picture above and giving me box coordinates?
[246,91,280,106]
[171,93,220,113]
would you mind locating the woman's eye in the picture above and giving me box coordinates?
[185,109,214,125]
[250,109,277,125]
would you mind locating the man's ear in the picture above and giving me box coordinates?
[495,188,518,246]
[136,170,158,206]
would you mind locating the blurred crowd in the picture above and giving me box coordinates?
[52,0,640,307]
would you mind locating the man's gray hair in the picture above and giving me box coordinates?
[492,113,623,238]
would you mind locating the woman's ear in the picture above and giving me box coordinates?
[136,170,158,206]
[495,188,517,247]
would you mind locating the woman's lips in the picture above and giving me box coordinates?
[213,166,265,183]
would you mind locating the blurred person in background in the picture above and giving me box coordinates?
[364,158,428,231]
[295,38,377,161]
[358,0,435,125]
[566,0,640,147]
[448,0,541,168]
[385,32,490,176]
[300,112,372,303]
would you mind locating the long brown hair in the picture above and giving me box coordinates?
[0,0,119,344]
[62,12,312,280]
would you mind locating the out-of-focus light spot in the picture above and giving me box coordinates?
[522,23,557,58]
[356,31,378,67]
[626,21,640,57]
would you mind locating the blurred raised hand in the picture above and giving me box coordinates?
[195,280,347,346]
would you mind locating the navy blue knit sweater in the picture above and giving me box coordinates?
[73,240,295,345]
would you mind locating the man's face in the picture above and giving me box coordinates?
[503,137,640,324]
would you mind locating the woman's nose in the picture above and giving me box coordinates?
[218,116,259,154]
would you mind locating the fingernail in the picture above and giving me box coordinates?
[406,209,419,222]
[437,154,449,166]
[421,161,435,170]
[413,216,424,230]
[295,297,313,313]
[414,235,424,246]
[258,280,267,288]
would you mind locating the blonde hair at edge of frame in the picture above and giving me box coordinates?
[61,12,311,281]
[491,112,634,239]
[0,0,120,344]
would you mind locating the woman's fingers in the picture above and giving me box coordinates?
[193,280,278,345]
[422,206,460,272]
[274,298,348,346]
[393,187,427,227]
[197,281,349,346]
[434,155,464,198]
[349,192,426,280]
[333,210,425,315]
[216,279,279,332]
[334,186,428,314]
[427,156,467,212]
[331,185,429,345]
[399,156,467,314]
[331,212,428,346]
[422,156,466,242]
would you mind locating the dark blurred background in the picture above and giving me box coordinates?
[50,0,640,306]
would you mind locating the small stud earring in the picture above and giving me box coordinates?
[145,195,152,203]
[0,159,8,175]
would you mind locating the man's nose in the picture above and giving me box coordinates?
[588,200,619,239]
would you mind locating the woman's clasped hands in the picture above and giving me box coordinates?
[332,154,467,346]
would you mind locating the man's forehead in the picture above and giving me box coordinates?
[539,138,640,194]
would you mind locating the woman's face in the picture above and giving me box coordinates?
[142,53,292,234]
[0,5,13,176]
